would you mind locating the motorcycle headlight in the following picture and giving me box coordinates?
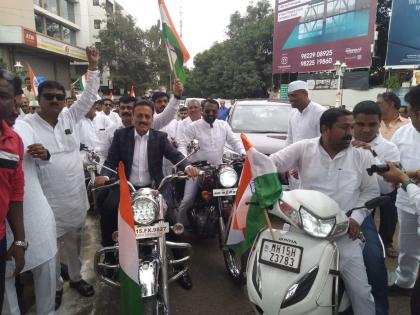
[299,207,335,238]
[218,166,238,188]
[132,196,159,226]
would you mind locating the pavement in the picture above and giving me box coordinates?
[18,211,411,315]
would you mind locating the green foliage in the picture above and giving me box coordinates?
[385,73,403,91]
[97,12,169,94]
[186,0,273,99]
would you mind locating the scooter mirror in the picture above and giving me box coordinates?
[187,139,200,153]
[364,196,391,209]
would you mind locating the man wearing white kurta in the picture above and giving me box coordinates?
[286,80,326,189]
[24,47,100,308]
[2,120,57,315]
[161,118,180,176]
[270,108,379,315]
[178,99,245,226]
[102,98,121,125]
[388,85,420,296]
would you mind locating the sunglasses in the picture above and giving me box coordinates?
[42,93,66,101]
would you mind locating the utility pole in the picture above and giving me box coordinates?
[179,0,183,38]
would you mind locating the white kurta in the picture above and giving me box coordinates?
[7,120,57,271]
[270,137,380,225]
[286,101,326,145]
[179,119,245,165]
[24,70,100,236]
[161,119,180,175]
[369,134,400,194]
[391,124,420,214]
[104,111,122,125]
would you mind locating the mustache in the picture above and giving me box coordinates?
[49,102,59,106]
[341,135,352,141]
[121,112,132,117]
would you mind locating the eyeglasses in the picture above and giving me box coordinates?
[104,103,113,107]
[42,93,66,101]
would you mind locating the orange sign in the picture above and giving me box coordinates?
[23,29,37,47]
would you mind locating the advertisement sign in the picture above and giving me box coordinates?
[385,1,420,68]
[23,29,37,47]
[36,33,87,61]
[273,0,377,73]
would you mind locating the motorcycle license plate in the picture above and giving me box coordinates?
[259,239,303,273]
[213,188,238,197]
[135,222,170,239]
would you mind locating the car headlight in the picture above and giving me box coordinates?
[299,207,335,238]
[218,166,238,188]
[132,196,159,226]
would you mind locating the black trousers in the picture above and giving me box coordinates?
[96,184,185,260]
[378,189,398,247]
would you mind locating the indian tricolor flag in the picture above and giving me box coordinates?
[26,63,39,96]
[73,72,88,91]
[158,0,190,85]
[227,134,282,255]
[130,85,136,97]
[118,162,143,314]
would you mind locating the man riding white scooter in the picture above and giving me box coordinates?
[269,108,379,315]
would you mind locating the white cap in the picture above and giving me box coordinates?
[29,100,39,107]
[288,80,308,93]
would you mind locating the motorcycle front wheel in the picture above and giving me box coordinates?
[143,296,166,315]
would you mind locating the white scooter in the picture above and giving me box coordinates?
[246,189,388,315]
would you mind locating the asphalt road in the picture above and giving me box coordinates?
[19,212,410,315]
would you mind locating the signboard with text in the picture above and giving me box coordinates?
[23,29,37,47]
[36,33,87,61]
[273,0,377,73]
[385,0,420,68]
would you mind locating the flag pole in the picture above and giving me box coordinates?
[264,209,275,240]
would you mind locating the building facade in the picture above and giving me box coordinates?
[0,0,126,92]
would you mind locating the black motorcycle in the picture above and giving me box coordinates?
[182,156,245,283]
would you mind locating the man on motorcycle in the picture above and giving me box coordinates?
[270,108,379,315]
[95,96,199,290]
[177,99,245,227]
[352,101,401,315]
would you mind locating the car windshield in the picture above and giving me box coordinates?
[230,104,290,133]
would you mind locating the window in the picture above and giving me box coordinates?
[43,0,58,15]
[94,19,101,29]
[93,0,100,5]
[46,19,61,39]
[35,14,44,33]
[33,0,42,6]
[63,26,76,45]
[59,0,75,22]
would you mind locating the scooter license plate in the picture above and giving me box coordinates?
[213,188,238,196]
[259,239,303,273]
[135,222,170,239]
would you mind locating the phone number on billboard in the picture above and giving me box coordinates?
[300,50,333,67]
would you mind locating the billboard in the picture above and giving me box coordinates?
[385,1,420,68]
[273,0,378,73]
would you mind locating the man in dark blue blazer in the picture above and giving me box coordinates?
[95,99,198,289]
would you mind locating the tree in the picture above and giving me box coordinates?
[186,0,273,99]
[97,12,170,94]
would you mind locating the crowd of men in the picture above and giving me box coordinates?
[1,46,420,315]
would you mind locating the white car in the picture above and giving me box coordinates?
[227,99,291,155]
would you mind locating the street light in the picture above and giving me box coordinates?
[334,60,347,107]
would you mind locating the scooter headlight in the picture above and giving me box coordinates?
[132,196,159,226]
[218,166,238,188]
[299,207,335,238]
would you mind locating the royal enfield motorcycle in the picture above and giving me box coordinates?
[246,189,389,315]
[91,145,199,315]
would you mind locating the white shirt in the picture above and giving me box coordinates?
[286,101,326,144]
[369,134,400,194]
[24,70,100,236]
[153,97,181,131]
[179,119,245,165]
[406,184,420,213]
[7,120,57,271]
[177,116,195,142]
[270,137,380,225]
[104,110,122,125]
[391,124,420,214]
[129,130,151,187]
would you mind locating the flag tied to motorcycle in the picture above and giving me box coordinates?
[159,0,190,85]
[118,162,143,315]
[226,134,282,256]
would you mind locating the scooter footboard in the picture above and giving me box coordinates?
[246,229,339,315]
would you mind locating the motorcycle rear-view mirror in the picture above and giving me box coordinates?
[364,196,391,209]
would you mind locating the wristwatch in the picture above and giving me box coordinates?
[14,240,28,250]
[402,178,416,192]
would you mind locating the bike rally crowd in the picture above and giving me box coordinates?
[1,45,420,315]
